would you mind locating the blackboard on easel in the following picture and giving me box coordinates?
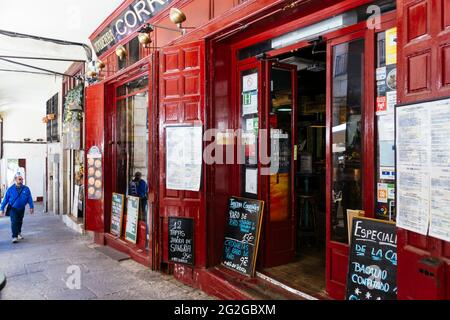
[221,197,264,277]
[346,217,397,300]
[168,217,194,265]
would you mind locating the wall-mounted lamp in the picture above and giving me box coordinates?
[169,8,186,29]
[86,70,97,78]
[115,44,127,60]
[95,59,105,70]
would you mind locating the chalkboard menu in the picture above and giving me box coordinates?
[110,193,124,237]
[168,217,194,265]
[222,197,264,277]
[346,217,397,300]
[125,196,139,244]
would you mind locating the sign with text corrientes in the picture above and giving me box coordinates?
[346,217,397,300]
[222,197,264,277]
[91,0,173,56]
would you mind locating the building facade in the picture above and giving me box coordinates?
[84,0,450,299]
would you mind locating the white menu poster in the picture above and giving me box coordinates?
[166,126,203,191]
[429,100,450,241]
[396,104,431,235]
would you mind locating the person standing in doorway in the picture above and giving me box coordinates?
[0,173,34,243]
[128,172,148,219]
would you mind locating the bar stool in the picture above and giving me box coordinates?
[297,194,319,249]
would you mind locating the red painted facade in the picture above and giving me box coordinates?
[84,0,450,300]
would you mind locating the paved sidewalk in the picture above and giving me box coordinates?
[0,204,214,300]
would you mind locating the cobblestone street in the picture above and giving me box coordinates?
[0,205,213,300]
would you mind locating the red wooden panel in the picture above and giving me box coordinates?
[443,0,450,29]
[163,77,181,97]
[184,74,200,95]
[408,51,431,92]
[407,1,429,40]
[164,103,180,122]
[85,83,105,232]
[164,188,181,199]
[164,51,181,72]
[442,44,450,86]
[184,47,200,69]
[408,232,428,250]
[212,0,235,18]
[330,249,348,285]
[184,101,200,121]
[159,40,206,268]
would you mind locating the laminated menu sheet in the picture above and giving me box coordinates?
[165,126,203,192]
[396,98,450,241]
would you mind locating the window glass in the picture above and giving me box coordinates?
[240,68,259,198]
[115,76,149,237]
[375,28,397,221]
[331,39,364,243]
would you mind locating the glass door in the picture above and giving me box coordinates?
[327,32,366,298]
[263,62,298,267]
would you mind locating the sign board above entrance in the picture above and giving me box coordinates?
[91,0,173,56]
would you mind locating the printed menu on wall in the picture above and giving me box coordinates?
[222,197,264,277]
[110,193,124,237]
[87,146,102,200]
[346,217,397,300]
[168,217,194,265]
[166,126,202,192]
[396,103,431,235]
[396,97,450,241]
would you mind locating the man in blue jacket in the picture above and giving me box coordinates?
[0,173,34,243]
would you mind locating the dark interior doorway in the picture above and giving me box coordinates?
[262,42,327,295]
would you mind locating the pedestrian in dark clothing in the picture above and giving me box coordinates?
[0,173,34,243]
[128,172,148,220]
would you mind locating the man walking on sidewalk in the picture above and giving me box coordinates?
[0,173,34,243]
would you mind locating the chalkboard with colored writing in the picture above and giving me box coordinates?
[221,197,264,277]
[346,217,397,300]
[168,217,194,265]
[110,193,124,237]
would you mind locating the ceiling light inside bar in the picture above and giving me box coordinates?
[271,14,351,49]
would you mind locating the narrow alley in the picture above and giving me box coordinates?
[0,206,213,300]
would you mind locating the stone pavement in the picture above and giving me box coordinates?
[0,204,214,300]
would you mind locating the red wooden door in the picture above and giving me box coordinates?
[262,61,298,268]
[85,83,105,232]
[397,0,450,299]
[159,41,207,269]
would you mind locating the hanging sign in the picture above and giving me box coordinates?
[168,217,194,265]
[111,193,125,237]
[87,146,102,200]
[125,196,140,243]
[346,217,397,300]
[91,0,173,56]
[222,197,264,277]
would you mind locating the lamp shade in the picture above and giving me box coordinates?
[169,8,186,26]
[115,44,127,59]
[96,60,105,69]
[138,33,151,47]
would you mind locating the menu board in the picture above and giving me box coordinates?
[396,97,450,241]
[87,146,102,200]
[168,217,194,265]
[110,193,124,237]
[222,197,264,277]
[346,217,397,300]
[125,196,139,244]
[166,126,202,192]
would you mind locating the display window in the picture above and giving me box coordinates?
[113,74,150,248]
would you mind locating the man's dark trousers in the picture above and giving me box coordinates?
[10,207,25,238]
